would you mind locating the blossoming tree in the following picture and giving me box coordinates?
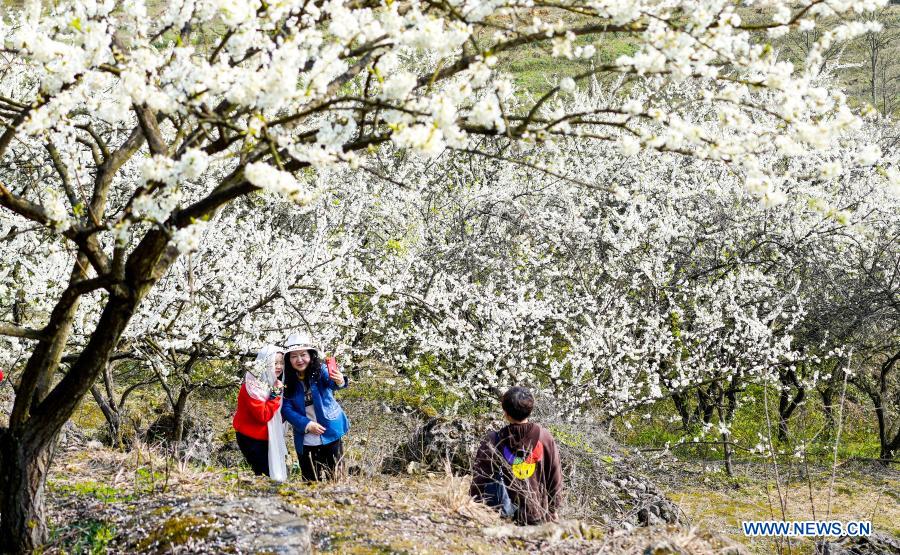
[0,0,897,549]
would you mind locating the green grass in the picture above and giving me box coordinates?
[48,480,133,503]
[46,519,116,555]
[671,469,900,554]
[341,368,489,418]
[499,33,638,97]
[545,424,600,455]
[614,383,882,465]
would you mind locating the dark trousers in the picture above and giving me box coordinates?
[299,439,343,481]
[236,431,270,476]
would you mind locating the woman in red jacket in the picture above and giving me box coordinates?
[233,345,285,477]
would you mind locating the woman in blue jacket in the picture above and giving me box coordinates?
[281,332,350,481]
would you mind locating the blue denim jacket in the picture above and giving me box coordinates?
[281,362,350,456]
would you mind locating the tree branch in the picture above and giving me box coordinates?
[0,323,45,340]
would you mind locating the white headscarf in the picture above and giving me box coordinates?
[244,344,288,482]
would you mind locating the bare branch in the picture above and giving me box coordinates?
[0,323,45,340]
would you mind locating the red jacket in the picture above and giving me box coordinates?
[232,383,281,440]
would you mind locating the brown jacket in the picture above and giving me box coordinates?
[469,422,563,524]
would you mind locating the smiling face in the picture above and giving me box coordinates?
[288,350,311,375]
[273,352,284,378]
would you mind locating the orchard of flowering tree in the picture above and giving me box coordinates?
[0,0,899,552]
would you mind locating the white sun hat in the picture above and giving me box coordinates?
[283,331,320,355]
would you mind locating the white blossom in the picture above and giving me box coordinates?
[245,163,307,200]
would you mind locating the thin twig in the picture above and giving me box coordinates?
[826,351,852,520]
[762,382,790,554]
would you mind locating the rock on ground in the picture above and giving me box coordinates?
[118,496,310,554]
[819,532,900,555]
[382,416,493,474]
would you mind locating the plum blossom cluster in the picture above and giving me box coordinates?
[4,0,900,549]
[0,0,891,224]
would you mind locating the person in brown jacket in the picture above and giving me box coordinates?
[470,386,563,524]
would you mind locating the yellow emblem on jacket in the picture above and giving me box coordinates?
[502,441,544,480]
[512,461,536,479]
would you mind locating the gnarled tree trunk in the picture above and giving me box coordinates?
[0,229,176,552]
[0,429,57,553]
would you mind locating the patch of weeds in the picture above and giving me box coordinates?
[65,519,117,555]
[72,397,110,431]
[321,530,404,554]
[345,355,492,417]
[615,383,883,465]
[46,517,115,555]
[495,31,639,97]
[217,427,237,444]
[546,425,596,454]
[134,467,166,494]
[136,514,217,551]
[150,505,175,517]
[219,468,241,484]
[570,522,605,541]
[341,376,444,417]
[49,480,132,503]
[690,466,754,491]
[277,484,335,512]
[885,488,900,503]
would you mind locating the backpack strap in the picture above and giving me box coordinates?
[484,428,517,518]
[489,429,514,466]
[489,430,500,446]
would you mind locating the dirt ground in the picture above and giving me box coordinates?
[42,442,748,554]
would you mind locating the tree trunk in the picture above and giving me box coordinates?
[873,351,900,464]
[722,383,739,477]
[671,391,692,432]
[820,385,835,432]
[777,368,806,443]
[880,436,898,463]
[0,235,177,550]
[0,428,57,554]
[89,361,125,448]
[777,389,791,442]
[871,392,900,464]
[172,387,191,448]
[717,405,734,477]
[695,385,717,425]
[90,384,121,448]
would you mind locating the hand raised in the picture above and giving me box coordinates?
[326,356,344,385]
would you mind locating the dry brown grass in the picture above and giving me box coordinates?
[46,441,766,554]
[598,525,749,554]
[670,469,900,554]
[417,460,501,525]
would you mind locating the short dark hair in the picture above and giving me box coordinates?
[501,387,534,422]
